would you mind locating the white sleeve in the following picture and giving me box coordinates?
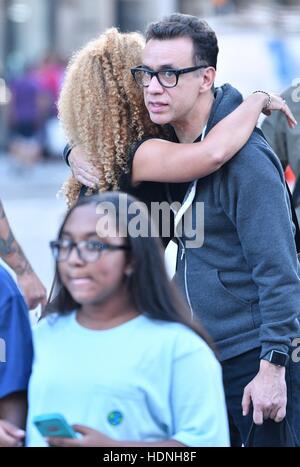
[170,339,230,447]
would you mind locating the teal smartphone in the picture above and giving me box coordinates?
[33,413,77,438]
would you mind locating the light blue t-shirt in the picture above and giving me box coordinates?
[26,312,229,447]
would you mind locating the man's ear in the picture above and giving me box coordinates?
[199,67,216,93]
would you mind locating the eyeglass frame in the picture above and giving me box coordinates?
[130,64,208,88]
[50,239,131,263]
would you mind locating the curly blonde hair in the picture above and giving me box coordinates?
[58,28,162,206]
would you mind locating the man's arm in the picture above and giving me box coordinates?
[0,200,47,309]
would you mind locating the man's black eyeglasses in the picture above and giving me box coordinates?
[50,239,130,263]
[131,65,207,89]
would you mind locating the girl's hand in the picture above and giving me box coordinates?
[47,425,114,447]
[262,93,297,129]
[0,420,25,447]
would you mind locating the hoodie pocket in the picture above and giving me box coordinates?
[187,268,256,342]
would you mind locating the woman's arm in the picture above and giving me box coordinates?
[132,92,296,184]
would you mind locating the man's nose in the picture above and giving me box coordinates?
[147,75,164,94]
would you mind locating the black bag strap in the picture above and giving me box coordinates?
[245,419,296,447]
[244,422,256,447]
[286,182,300,254]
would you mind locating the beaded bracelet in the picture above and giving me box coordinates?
[252,90,272,111]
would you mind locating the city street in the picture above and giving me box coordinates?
[0,155,70,304]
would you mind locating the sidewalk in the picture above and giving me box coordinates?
[0,153,69,200]
[0,154,70,295]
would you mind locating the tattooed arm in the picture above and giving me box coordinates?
[0,201,47,309]
[0,202,32,275]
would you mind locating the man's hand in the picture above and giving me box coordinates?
[0,420,25,447]
[242,359,287,425]
[17,271,47,310]
[48,425,114,447]
[69,145,100,189]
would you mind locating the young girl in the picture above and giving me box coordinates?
[1,192,229,447]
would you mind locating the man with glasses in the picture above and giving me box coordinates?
[130,64,207,89]
[63,14,300,446]
[129,13,300,447]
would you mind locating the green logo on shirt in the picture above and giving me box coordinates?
[107,411,123,426]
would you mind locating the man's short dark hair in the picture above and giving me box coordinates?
[145,13,219,69]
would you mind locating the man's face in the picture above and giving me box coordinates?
[142,37,204,126]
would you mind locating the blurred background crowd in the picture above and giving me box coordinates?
[0,0,300,165]
[0,0,299,293]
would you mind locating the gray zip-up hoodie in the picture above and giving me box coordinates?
[174,84,300,361]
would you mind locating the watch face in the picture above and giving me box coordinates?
[271,351,288,366]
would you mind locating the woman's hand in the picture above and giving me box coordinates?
[262,93,297,128]
[69,145,100,189]
[48,425,114,447]
[0,420,25,447]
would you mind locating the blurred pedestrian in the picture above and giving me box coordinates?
[7,65,44,166]
[35,53,66,158]
[262,84,300,210]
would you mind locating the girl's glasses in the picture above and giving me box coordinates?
[50,239,130,263]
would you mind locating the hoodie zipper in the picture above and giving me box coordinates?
[165,182,196,321]
[179,126,206,320]
[178,237,194,320]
